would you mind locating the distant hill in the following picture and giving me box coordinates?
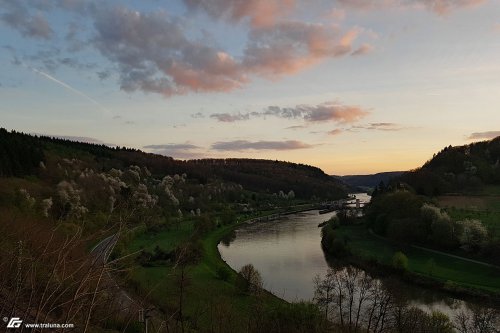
[336,172,405,191]
[397,137,500,195]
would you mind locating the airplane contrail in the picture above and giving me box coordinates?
[28,65,111,115]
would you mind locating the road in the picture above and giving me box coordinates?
[90,233,138,311]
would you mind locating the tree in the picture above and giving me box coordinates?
[313,267,392,332]
[236,264,262,294]
[392,251,409,271]
[454,306,499,333]
[457,219,488,252]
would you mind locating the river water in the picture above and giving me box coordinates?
[218,193,494,319]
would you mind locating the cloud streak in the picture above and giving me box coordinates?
[467,131,500,140]
[211,140,313,151]
[209,101,370,124]
[328,129,343,136]
[144,143,206,159]
[336,0,486,15]
[352,123,406,131]
[28,65,111,114]
[210,112,254,122]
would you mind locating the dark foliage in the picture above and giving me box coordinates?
[0,128,45,176]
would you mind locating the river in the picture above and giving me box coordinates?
[218,193,495,320]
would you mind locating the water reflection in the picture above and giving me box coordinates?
[218,193,497,320]
[219,209,337,300]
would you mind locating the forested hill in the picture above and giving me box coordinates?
[397,137,500,195]
[0,128,347,200]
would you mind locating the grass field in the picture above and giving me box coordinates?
[335,225,500,293]
[436,192,500,239]
[125,219,283,331]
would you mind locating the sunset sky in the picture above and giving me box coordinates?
[1,0,499,175]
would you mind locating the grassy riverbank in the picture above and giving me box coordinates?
[334,225,500,294]
[124,217,284,331]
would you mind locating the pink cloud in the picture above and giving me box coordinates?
[183,0,295,27]
[417,0,485,15]
[91,5,371,97]
[300,102,370,123]
[208,101,370,124]
[336,0,486,15]
[244,22,360,77]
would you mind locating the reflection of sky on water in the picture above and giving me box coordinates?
[219,210,336,301]
[218,193,497,321]
[219,193,372,301]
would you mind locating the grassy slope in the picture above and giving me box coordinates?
[335,225,500,293]
[126,219,283,331]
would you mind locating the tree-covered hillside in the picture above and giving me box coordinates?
[398,137,500,195]
[0,128,347,200]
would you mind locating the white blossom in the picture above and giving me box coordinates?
[19,189,36,208]
[132,183,158,208]
[56,181,87,218]
[109,195,116,213]
[41,198,53,217]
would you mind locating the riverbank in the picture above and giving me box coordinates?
[330,224,500,304]
[122,211,291,331]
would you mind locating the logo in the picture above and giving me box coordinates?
[6,317,23,328]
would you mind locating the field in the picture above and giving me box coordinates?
[335,225,500,293]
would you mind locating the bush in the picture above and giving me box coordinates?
[392,251,408,271]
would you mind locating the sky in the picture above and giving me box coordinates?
[0,0,499,175]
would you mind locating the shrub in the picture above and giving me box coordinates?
[392,251,408,271]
